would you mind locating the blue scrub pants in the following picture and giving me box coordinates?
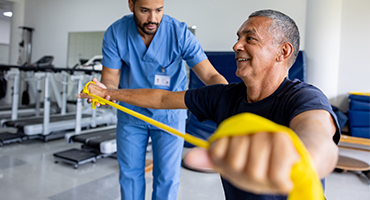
[116,120,185,200]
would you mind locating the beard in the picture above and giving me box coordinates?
[133,12,159,35]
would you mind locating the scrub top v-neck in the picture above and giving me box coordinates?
[102,14,207,124]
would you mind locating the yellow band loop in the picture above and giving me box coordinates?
[83,81,106,109]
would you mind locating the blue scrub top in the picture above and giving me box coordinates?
[102,14,207,125]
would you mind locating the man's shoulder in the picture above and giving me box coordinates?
[188,82,244,98]
[109,14,134,28]
[284,79,321,94]
[161,14,187,30]
[281,79,329,104]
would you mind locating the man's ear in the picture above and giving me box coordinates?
[276,42,293,63]
[129,0,134,12]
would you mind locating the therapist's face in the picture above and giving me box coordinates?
[129,0,164,35]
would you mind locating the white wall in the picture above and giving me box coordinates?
[0,18,11,44]
[22,0,127,67]
[8,0,25,65]
[164,0,307,51]
[0,13,11,64]
[5,0,370,112]
[16,0,306,67]
[336,0,370,111]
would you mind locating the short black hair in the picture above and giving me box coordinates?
[249,9,300,67]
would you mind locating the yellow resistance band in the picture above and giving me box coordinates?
[83,81,324,200]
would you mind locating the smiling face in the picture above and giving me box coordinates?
[233,16,280,81]
[129,0,164,36]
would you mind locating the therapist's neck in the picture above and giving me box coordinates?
[138,29,155,48]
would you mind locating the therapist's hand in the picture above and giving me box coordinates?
[207,132,299,195]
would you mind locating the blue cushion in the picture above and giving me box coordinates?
[349,94,370,103]
[350,127,370,139]
[288,51,306,82]
[350,100,370,111]
[348,110,370,127]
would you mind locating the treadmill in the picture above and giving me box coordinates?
[0,58,60,120]
[0,127,23,146]
[54,125,117,169]
[2,73,117,142]
[0,64,111,146]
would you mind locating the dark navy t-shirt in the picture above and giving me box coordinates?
[184,78,340,200]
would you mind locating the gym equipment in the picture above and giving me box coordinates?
[54,125,116,169]
[53,76,117,169]
[73,55,103,71]
[18,26,34,65]
[32,56,54,67]
[0,56,59,120]
[1,70,116,144]
[0,127,23,147]
[3,73,116,140]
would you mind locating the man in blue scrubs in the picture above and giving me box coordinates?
[99,0,227,199]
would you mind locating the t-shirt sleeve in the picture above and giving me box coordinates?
[101,25,123,70]
[185,85,224,122]
[288,86,341,144]
[180,24,207,68]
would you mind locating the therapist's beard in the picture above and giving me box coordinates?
[134,13,159,35]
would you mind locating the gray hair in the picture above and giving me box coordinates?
[249,10,300,67]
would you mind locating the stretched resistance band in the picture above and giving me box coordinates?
[83,81,324,200]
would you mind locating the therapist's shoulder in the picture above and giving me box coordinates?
[161,14,188,32]
[105,14,134,38]
[108,14,134,29]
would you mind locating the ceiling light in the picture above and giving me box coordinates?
[3,11,13,18]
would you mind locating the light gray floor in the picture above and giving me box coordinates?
[0,137,369,200]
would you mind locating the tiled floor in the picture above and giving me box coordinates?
[0,136,369,200]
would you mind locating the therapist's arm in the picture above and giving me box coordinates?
[79,83,188,110]
[191,59,228,85]
[100,66,120,89]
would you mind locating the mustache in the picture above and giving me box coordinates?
[143,22,159,26]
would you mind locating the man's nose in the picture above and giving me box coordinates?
[233,41,243,52]
[149,12,156,23]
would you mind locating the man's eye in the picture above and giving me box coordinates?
[247,37,253,40]
[142,9,148,13]
[157,9,162,12]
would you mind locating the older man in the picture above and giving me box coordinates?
[80,9,340,200]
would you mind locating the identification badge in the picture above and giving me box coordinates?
[154,74,171,88]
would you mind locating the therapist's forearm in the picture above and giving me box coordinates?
[191,59,228,86]
[101,66,120,89]
[204,74,228,86]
